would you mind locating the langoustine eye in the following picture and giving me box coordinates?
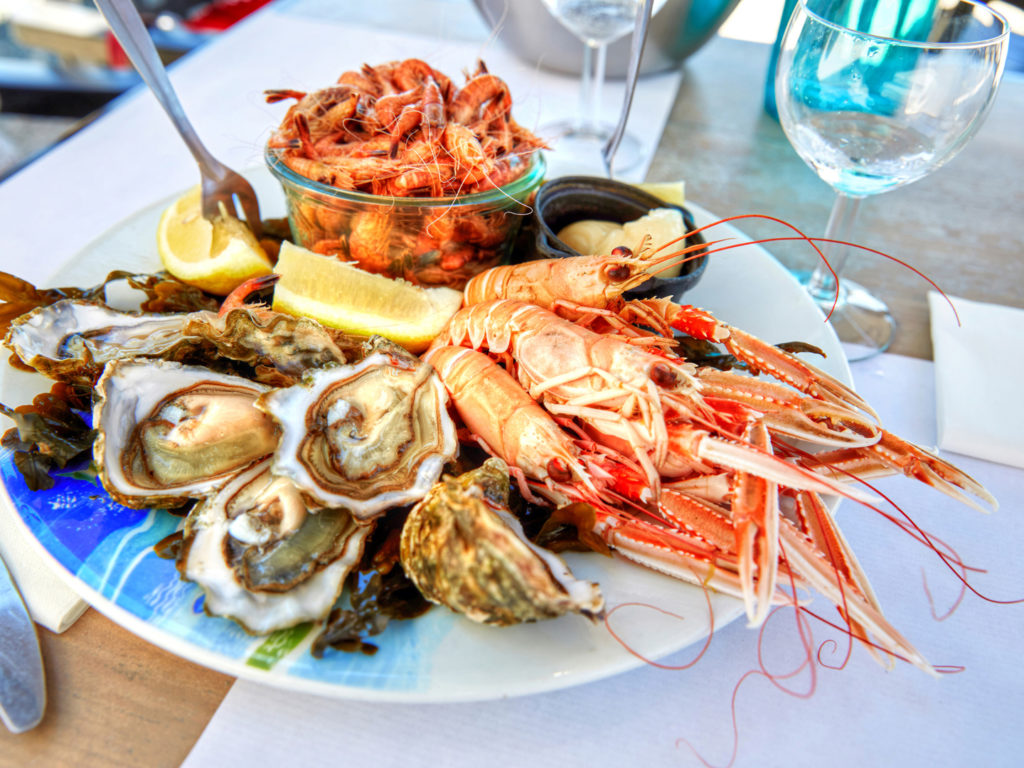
[651,362,682,389]
[604,247,634,282]
[547,457,573,483]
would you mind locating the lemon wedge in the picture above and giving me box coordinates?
[272,241,463,353]
[637,180,686,207]
[157,186,272,296]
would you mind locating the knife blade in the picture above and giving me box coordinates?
[0,551,45,733]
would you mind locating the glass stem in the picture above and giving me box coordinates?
[577,42,593,132]
[806,192,861,303]
[590,41,607,133]
[579,40,606,134]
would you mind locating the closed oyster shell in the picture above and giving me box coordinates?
[257,337,457,520]
[180,459,370,634]
[400,458,604,626]
[181,307,364,385]
[93,359,280,508]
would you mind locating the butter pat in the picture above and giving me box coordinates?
[555,219,621,256]
[556,208,687,277]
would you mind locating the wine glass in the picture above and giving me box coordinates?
[775,0,1009,360]
[540,0,665,175]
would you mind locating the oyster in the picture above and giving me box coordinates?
[400,458,605,626]
[93,359,280,508]
[4,300,193,382]
[180,459,370,634]
[4,298,365,387]
[181,307,360,385]
[257,337,457,520]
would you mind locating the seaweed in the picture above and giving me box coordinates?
[122,272,220,314]
[674,335,826,371]
[311,513,431,657]
[0,382,96,491]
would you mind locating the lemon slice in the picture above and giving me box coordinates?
[556,219,621,256]
[272,241,463,353]
[637,180,686,207]
[157,186,272,296]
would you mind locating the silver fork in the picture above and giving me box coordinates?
[95,0,262,238]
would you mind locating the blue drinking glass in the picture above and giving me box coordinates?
[774,0,1009,359]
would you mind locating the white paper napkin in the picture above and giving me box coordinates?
[0,494,87,633]
[928,291,1024,469]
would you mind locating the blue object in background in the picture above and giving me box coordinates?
[764,0,797,119]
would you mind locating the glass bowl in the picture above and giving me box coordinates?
[265,147,546,289]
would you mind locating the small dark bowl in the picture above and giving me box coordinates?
[528,176,709,300]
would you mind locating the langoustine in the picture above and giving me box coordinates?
[424,237,996,673]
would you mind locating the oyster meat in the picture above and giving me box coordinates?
[258,337,457,520]
[400,458,605,626]
[93,359,280,508]
[180,459,370,634]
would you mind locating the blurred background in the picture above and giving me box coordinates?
[0,0,272,176]
[1,0,1021,179]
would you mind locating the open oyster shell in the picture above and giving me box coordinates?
[257,337,457,520]
[400,458,605,626]
[3,298,366,387]
[180,459,370,634]
[4,300,194,383]
[93,359,280,508]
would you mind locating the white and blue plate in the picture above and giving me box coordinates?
[0,173,851,701]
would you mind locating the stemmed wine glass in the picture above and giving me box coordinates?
[540,0,666,175]
[775,0,1009,360]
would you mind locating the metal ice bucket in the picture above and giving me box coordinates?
[470,0,742,77]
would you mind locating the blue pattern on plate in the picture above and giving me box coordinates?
[0,448,449,691]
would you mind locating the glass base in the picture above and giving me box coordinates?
[540,119,643,178]
[794,271,896,363]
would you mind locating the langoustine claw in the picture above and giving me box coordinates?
[798,429,998,513]
[634,300,879,421]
